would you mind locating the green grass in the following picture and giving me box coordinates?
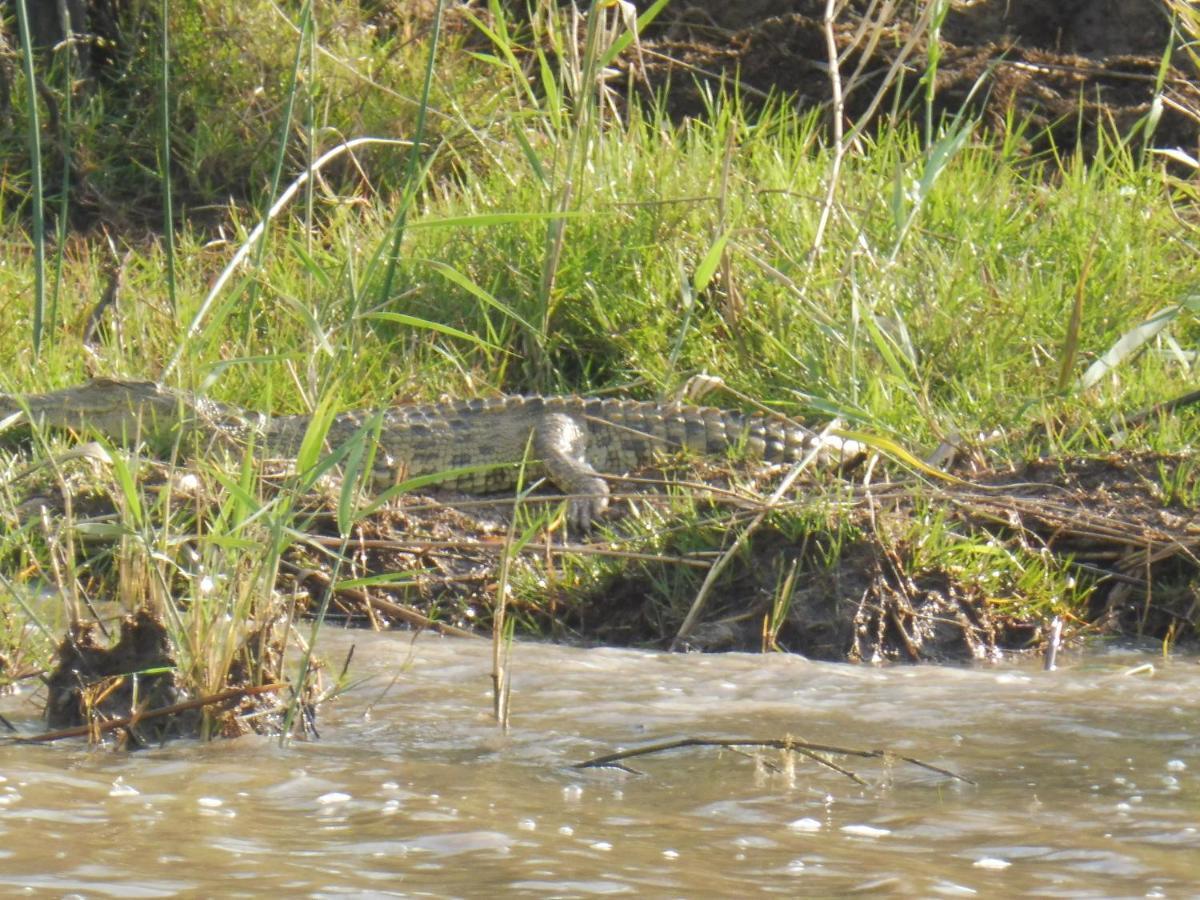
[24,104,1195,436]
[1,1,1199,713]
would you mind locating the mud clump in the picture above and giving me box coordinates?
[563,530,1031,662]
[42,607,306,745]
[618,0,1200,156]
[45,608,194,745]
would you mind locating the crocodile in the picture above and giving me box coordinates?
[0,379,864,526]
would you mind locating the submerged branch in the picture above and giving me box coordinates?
[10,683,289,744]
[573,736,976,785]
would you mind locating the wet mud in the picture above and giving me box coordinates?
[282,449,1199,662]
[615,0,1200,156]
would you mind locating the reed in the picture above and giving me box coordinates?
[0,1,1196,714]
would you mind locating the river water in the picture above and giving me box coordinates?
[0,632,1196,896]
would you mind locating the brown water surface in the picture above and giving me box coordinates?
[1,634,1197,896]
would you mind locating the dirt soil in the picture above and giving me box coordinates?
[7,443,1198,723]
[43,609,193,744]
[621,0,1200,156]
[279,448,1199,663]
[40,608,310,745]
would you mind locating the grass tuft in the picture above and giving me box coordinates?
[0,2,1198,711]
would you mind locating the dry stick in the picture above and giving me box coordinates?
[669,426,836,650]
[1139,541,1155,635]
[841,0,897,89]
[943,495,1195,573]
[82,247,132,346]
[1044,616,1063,671]
[1057,237,1097,392]
[12,683,288,744]
[939,489,1200,607]
[811,0,848,255]
[280,561,480,639]
[998,56,1192,85]
[160,136,413,380]
[638,47,773,101]
[945,490,1197,558]
[573,736,976,785]
[791,746,867,784]
[841,1,938,148]
[298,531,715,569]
[1160,92,1200,127]
[1115,387,1200,430]
[491,505,520,731]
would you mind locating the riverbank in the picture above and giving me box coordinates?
[0,1,1197,737]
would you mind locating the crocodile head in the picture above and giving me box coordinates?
[0,378,190,444]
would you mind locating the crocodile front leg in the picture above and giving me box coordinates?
[533,412,609,529]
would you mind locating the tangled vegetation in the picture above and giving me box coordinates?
[0,0,1198,739]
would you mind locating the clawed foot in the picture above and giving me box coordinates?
[567,492,610,533]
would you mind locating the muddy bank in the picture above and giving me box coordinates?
[604,0,1200,156]
[276,449,1199,662]
[8,446,1197,744]
[35,608,315,745]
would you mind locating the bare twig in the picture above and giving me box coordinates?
[573,735,975,785]
[281,561,481,639]
[811,0,848,256]
[11,683,288,744]
[82,246,132,346]
[1113,387,1200,431]
[670,422,839,650]
[297,530,715,569]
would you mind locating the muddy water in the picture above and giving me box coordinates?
[0,635,1197,897]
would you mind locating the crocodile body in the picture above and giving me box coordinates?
[0,379,862,525]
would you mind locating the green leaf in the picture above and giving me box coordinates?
[295,391,338,478]
[104,442,143,529]
[1077,302,1192,392]
[334,571,419,591]
[365,310,503,352]
[417,258,539,334]
[598,0,671,67]
[693,231,731,295]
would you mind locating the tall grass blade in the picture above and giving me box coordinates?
[693,231,732,295]
[162,137,410,379]
[379,0,445,305]
[160,0,177,314]
[335,416,378,538]
[365,311,502,354]
[242,0,313,339]
[48,12,74,346]
[105,443,145,531]
[416,257,538,333]
[294,391,339,484]
[890,116,975,258]
[1057,239,1096,392]
[1077,299,1200,392]
[463,0,539,107]
[921,0,953,145]
[14,0,45,357]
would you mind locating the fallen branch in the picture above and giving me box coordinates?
[281,561,482,639]
[298,525,716,569]
[10,682,289,744]
[573,736,975,785]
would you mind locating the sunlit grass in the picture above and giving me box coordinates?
[0,0,1198,703]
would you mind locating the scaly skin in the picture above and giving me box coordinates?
[0,379,862,526]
